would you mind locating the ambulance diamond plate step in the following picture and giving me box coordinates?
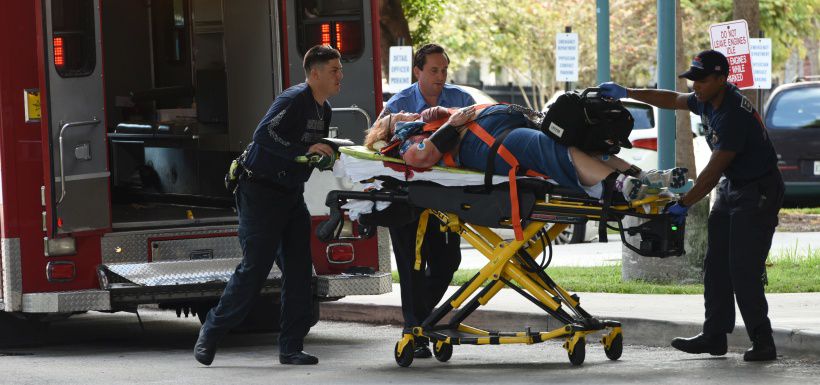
[100,258,281,287]
[317,273,393,297]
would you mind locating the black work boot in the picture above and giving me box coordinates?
[279,351,319,365]
[194,327,218,366]
[743,333,777,362]
[670,333,728,356]
[414,337,432,358]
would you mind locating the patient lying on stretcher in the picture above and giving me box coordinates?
[364,104,687,200]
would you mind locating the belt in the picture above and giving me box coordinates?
[728,167,778,189]
[239,170,302,193]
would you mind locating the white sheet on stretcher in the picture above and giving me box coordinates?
[332,152,557,220]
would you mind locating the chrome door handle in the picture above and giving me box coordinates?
[57,119,100,205]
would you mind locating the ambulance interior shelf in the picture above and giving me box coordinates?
[106,84,236,229]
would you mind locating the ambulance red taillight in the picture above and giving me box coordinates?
[47,261,76,282]
[53,37,65,67]
[326,243,355,264]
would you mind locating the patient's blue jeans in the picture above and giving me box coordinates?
[459,127,582,193]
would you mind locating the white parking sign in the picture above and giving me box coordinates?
[555,33,579,82]
[388,46,413,93]
[749,38,772,89]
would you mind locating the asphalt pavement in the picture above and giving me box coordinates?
[0,311,818,385]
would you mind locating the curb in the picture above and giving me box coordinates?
[321,302,820,360]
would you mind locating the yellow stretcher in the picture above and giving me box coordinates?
[317,146,685,367]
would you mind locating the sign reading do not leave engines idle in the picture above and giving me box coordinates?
[709,20,754,88]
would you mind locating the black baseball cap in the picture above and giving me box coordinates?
[678,49,730,81]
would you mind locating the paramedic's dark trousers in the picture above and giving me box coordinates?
[391,216,462,330]
[703,170,784,340]
[201,178,313,353]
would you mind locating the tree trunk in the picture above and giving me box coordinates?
[675,0,695,178]
[733,0,760,105]
[803,18,819,76]
[378,0,412,79]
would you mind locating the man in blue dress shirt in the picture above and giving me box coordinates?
[381,44,475,358]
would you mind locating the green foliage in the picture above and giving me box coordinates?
[409,0,818,109]
[781,207,820,215]
[681,0,820,75]
[402,0,445,46]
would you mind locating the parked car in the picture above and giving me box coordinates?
[763,79,820,203]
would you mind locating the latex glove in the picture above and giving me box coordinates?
[665,202,689,226]
[305,151,336,171]
[598,82,628,100]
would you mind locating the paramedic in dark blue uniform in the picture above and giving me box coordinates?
[380,44,475,358]
[599,49,783,362]
[194,45,343,366]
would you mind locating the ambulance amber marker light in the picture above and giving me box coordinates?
[53,37,65,67]
[321,23,331,47]
[336,23,343,52]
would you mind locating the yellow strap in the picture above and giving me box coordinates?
[414,210,431,271]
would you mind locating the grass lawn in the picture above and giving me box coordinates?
[391,248,820,294]
[781,208,820,215]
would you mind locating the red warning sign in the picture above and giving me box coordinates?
[709,20,754,88]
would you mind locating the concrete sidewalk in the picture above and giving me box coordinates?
[322,284,820,360]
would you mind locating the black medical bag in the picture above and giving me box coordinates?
[541,88,635,155]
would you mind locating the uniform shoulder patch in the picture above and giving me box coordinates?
[739,95,753,113]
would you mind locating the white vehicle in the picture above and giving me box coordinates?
[616,99,711,176]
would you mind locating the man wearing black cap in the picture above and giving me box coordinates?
[598,49,783,362]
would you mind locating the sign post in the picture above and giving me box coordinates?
[709,20,754,88]
[388,46,413,94]
[555,32,579,88]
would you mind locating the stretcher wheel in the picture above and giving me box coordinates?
[568,337,586,366]
[433,342,453,362]
[394,341,415,367]
[604,333,623,361]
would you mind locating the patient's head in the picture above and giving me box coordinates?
[365,112,419,150]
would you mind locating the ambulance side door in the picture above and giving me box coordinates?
[40,0,110,235]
